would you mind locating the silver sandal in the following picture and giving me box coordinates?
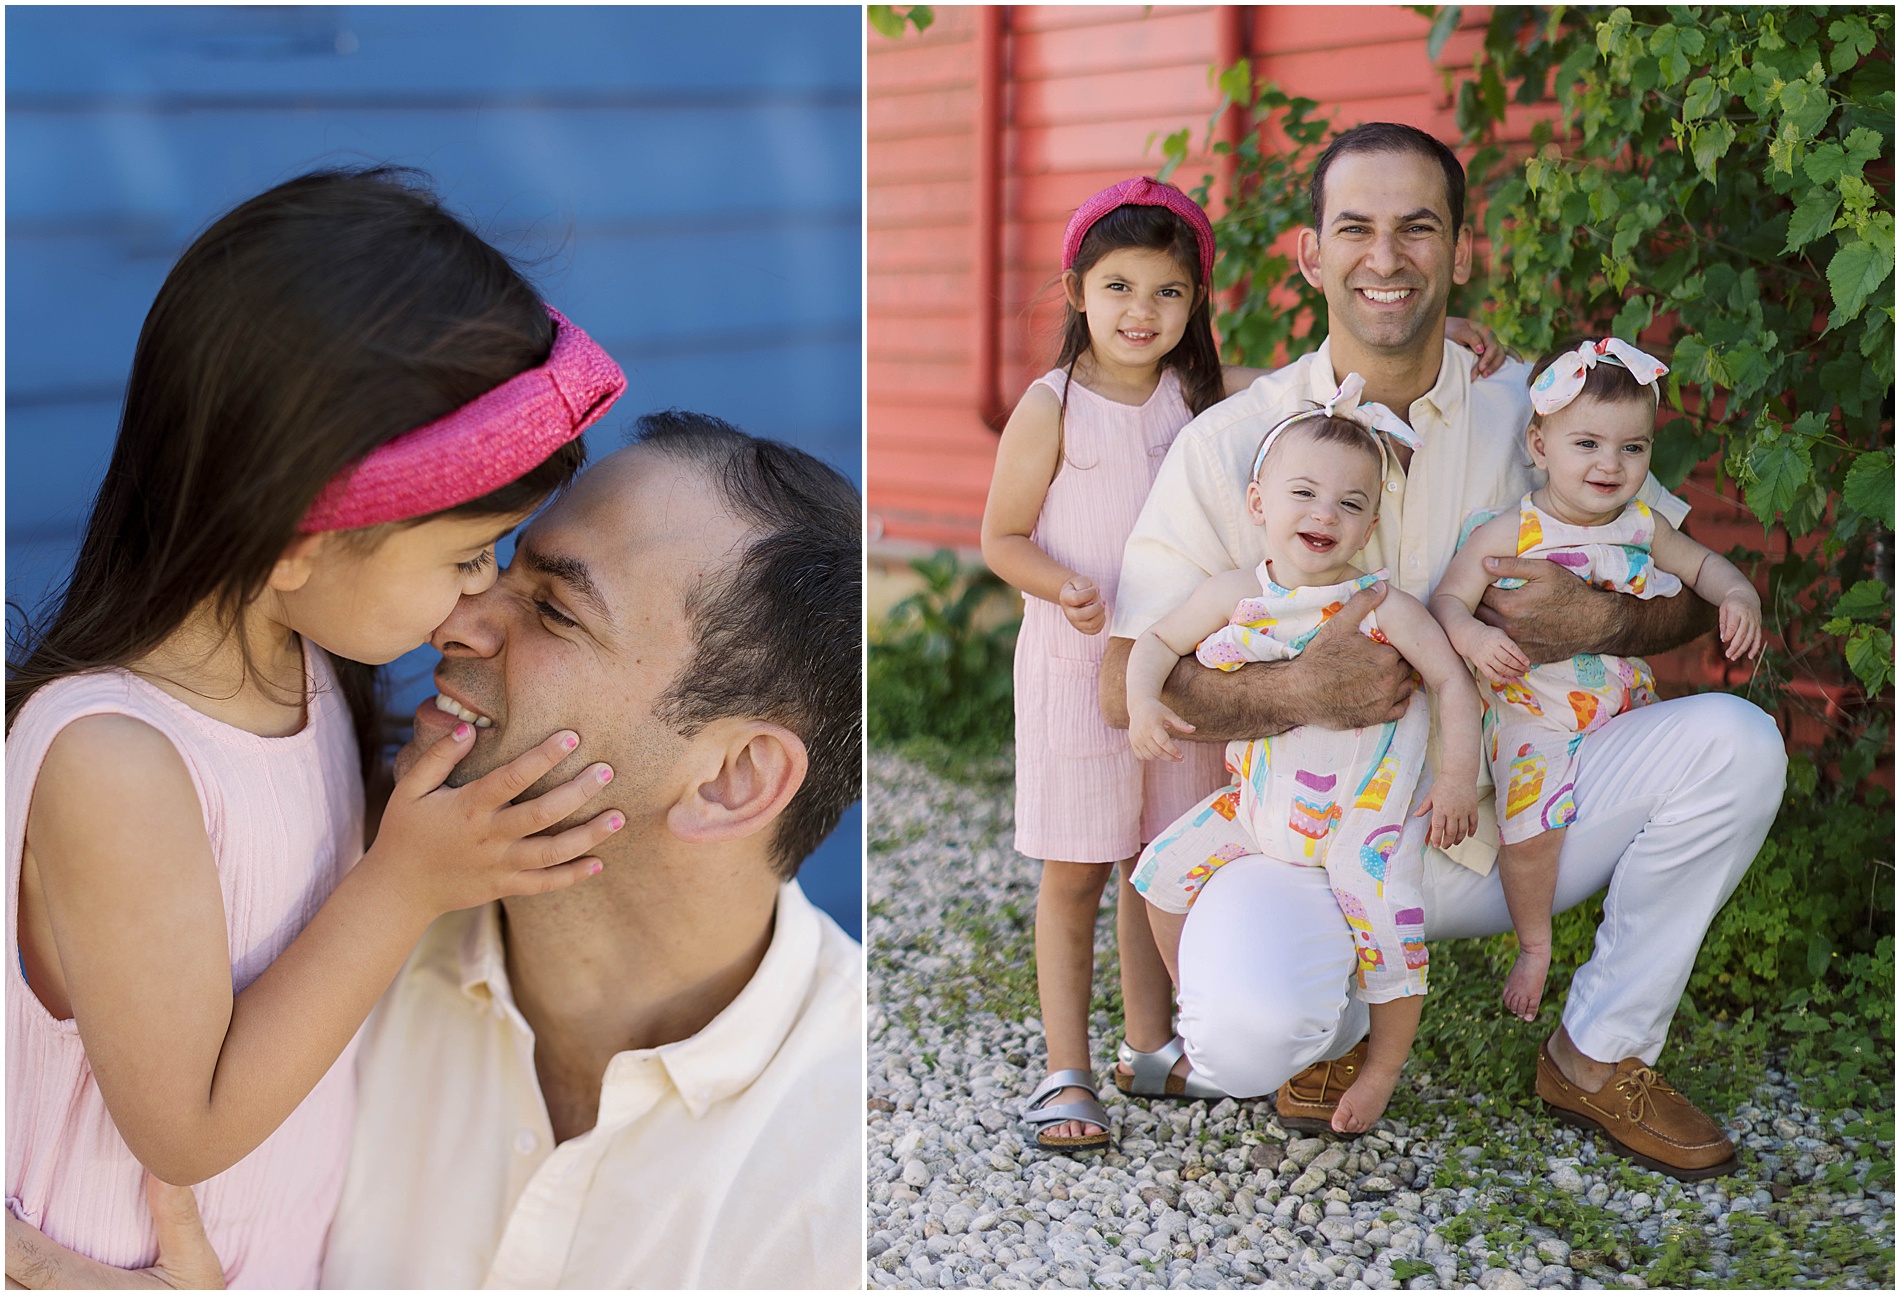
[1114,1036,1233,1101]
[1022,1069,1111,1150]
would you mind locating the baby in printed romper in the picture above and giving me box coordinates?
[1124,376,1487,1132]
[1431,338,1764,1021]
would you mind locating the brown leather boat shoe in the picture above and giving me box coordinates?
[1275,1039,1369,1135]
[1535,1038,1739,1181]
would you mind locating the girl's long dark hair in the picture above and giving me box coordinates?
[1051,203,1224,468]
[6,166,584,777]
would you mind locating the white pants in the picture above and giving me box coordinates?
[1175,693,1787,1098]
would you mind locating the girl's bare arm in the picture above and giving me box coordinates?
[24,717,617,1186]
[1378,592,1482,772]
[1649,517,1763,659]
[1126,567,1260,759]
[980,384,1076,606]
[1428,515,1530,682]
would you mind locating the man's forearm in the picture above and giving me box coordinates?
[1599,587,1718,658]
[1099,637,1301,742]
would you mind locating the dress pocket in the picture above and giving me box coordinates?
[1043,654,1124,759]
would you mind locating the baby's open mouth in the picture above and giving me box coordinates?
[434,693,494,728]
[1298,531,1337,552]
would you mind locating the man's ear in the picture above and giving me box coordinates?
[1295,227,1323,290]
[268,533,328,593]
[1452,223,1473,286]
[666,721,809,848]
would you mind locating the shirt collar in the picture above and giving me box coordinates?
[453,880,824,1120]
[1302,336,1474,439]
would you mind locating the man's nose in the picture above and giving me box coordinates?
[431,580,510,657]
[1363,230,1404,277]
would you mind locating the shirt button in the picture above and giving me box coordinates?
[514,1129,538,1155]
[1386,481,1398,493]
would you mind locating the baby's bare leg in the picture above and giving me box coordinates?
[1499,828,1566,1020]
[1334,996,1423,1133]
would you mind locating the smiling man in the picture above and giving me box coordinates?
[320,413,863,1288]
[1096,123,1784,1181]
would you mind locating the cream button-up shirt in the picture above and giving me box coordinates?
[319,881,862,1290]
[1111,339,1688,873]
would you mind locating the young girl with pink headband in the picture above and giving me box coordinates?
[982,177,1502,1150]
[1431,336,1763,1021]
[6,168,625,1284]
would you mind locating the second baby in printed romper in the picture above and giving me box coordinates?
[1432,337,1764,1021]
[1123,376,1487,1133]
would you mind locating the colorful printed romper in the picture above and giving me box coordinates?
[1131,565,1432,1003]
[1484,494,1679,844]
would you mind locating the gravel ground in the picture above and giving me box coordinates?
[866,751,1895,1290]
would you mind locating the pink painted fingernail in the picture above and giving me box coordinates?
[588,860,603,876]
[453,722,471,741]
[597,765,614,784]
[561,732,579,750]
[608,814,625,831]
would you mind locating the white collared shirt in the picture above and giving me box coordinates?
[1112,339,1688,872]
[320,881,862,1290]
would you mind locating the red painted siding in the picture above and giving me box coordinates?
[868,4,1509,549]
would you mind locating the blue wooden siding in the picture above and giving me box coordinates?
[6,5,863,934]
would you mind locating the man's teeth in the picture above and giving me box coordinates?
[434,694,492,727]
[1361,288,1413,303]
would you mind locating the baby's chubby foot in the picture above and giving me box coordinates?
[1331,1065,1401,1134]
[1502,947,1550,1022]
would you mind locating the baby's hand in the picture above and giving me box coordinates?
[1468,626,1530,683]
[365,725,623,917]
[1058,576,1106,635]
[1128,699,1193,762]
[1415,779,1479,849]
[1719,593,1764,661]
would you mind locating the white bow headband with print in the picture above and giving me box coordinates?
[1249,372,1419,482]
[1529,338,1669,416]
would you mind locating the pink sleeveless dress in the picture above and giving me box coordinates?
[7,644,362,1288]
[1014,368,1228,863]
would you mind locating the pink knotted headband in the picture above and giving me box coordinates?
[1061,177,1216,286]
[298,304,626,533]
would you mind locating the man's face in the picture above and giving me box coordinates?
[1300,149,1471,354]
[403,447,751,831]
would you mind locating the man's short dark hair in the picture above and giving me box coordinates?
[1309,122,1467,232]
[637,410,861,880]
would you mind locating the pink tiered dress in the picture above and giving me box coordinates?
[7,644,362,1288]
[1013,368,1228,863]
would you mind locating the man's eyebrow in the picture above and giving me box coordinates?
[518,541,613,625]
[1331,208,1443,226]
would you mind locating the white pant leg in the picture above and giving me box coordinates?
[1175,856,1371,1099]
[1423,692,1786,1065]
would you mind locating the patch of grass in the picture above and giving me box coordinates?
[1390,1256,1436,1281]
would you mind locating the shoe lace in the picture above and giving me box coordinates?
[1612,1066,1675,1122]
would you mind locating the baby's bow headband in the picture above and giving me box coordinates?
[1250,372,1419,482]
[1529,338,1669,417]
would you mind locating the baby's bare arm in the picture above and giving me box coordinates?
[1101,585,1414,738]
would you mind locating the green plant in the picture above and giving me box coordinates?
[866,5,933,40]
[868,550,1019,763]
